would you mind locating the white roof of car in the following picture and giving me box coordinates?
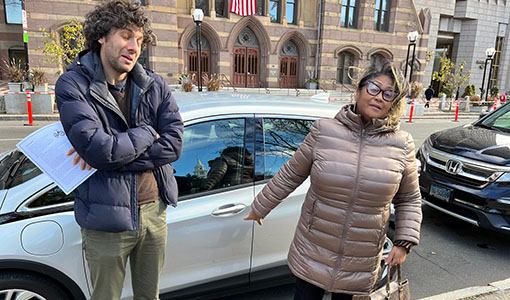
[174,92,344,122]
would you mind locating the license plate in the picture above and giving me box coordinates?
[430,184,453,202]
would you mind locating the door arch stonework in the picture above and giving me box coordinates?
[227,16,271,88]
[280,40,299,88]
[233,27,260,87]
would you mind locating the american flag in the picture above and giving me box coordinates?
[230,0,257,16]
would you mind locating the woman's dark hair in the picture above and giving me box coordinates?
[83,0,152,52]
[356,60,409,126]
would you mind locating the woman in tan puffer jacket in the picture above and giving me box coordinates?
[245,62,422,300]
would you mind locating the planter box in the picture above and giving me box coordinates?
[7,82,22,92]
[306,82,318,89]
[5,93,55,114]
[34,83,48,93]
[404,103,425,117]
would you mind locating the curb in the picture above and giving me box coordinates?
[0,114,60,121]
[418,277,510,300]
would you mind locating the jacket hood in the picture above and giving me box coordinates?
[432,124,510,166]
[335,104,399,135]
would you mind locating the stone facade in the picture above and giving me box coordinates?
[1,0,429,89]
[414,0,510,94]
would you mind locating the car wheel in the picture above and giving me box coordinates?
[0,271,71,300]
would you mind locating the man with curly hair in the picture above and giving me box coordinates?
[55,1,183,299]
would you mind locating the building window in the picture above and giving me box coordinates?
[195,0,209,16]
[374,0,390,32]
[341,0,358,29]
[4,0,22,24]
[270,0,281,23]
[216,0,228,18]
[370,53,386,69]
[490,36,504,89]
[286,0,297,25]
[256,0,265,16]
[337,51,356,85]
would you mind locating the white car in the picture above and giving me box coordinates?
[0,93,392,300]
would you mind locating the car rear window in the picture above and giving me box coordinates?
[0,150,42,190]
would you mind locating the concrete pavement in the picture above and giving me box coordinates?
[418,277,510,300]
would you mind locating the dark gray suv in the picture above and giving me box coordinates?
[417,103,510,235]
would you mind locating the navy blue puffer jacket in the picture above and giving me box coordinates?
[56,50,183,232]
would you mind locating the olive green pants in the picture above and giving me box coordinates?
[81,199,167,300]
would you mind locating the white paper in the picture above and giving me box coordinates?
[16,122,96,195]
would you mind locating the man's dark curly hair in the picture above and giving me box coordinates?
[83,0,152,52]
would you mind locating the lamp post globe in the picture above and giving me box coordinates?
[192,9,204,92]
[484,47,496,102]
[404,31,419,86]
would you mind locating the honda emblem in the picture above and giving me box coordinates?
[445,159,462,175]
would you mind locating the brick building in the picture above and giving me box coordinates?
[1,0,430,89]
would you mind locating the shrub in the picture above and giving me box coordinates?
[203,73,221,91]
[410,81,422,99]
[30,68,48,86]
[490,86,499,98]
[462,84,476,98]
[3,59,26,82]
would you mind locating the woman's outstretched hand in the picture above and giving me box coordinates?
[384,246,407,266]
[244,209,263,225]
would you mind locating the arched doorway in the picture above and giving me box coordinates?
[187,34,210,84]
[279,40,299,88]
[233,27,260,88]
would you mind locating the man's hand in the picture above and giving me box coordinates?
[67,148,92,171]
[244,209,263,225]
[384,246,407,266]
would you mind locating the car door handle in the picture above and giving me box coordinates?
[211,203,247,217]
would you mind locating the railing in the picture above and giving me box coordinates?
[259,81,270,94]
[220,74,237,92]
[329,78,337,91]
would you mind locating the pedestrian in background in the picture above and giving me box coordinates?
[425,85,434,108]
[244,61,422,300]
[55,1,183,299]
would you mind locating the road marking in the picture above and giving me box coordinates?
[0,138,23,141]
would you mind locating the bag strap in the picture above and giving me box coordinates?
[385,264,404,300]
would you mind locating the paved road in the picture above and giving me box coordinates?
[0,120,54,154]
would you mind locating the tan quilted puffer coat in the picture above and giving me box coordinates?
[251,105,422,295]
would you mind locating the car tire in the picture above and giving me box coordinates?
[0,271,71,300]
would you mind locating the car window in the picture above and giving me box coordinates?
[259,118,314,180]
[0,150,42,190]
[479,104,510,131]
[27,186,74,208]
[173,118,252,198]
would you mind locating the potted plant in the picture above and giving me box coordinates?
[202,73,221,91]
[3,59,26,92]
[30,68,48,92]
[306,77,318,90]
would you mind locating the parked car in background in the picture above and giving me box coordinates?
[417,102,510,235]
[0,93,393,300]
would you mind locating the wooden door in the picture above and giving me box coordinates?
[187,50,210,83]
[233,47,259,87]
[279,56,298,88]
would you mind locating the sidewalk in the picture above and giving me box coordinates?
[418,278,510,300]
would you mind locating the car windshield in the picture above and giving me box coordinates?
[0,149,42,190]
[477,104,510,133]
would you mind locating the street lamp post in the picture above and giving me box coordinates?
[484,47,496,102]
[405,31,419,83]
[192,9,204,92]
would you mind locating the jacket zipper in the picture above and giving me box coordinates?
[328,125,365,290]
